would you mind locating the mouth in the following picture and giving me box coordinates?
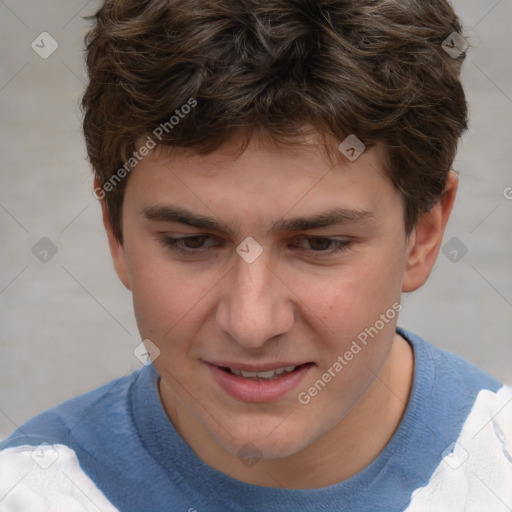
[220,364,307,380]
[206,362,314,403]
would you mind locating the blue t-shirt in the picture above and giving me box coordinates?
[1,328,511,511]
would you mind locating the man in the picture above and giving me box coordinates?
[1,1,511,510]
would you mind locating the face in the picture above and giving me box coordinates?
[110,130,413,461]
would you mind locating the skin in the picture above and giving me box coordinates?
[98,128,457,489]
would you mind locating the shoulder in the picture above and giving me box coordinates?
[406,384,512,511]
[0,443,120,511]
[0,369,146,511]
[398,327,502,403]
[1,368,143,450]
[397,328,512,511]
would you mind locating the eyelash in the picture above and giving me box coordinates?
[159,235,351,257]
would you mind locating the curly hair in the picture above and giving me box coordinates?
[82,0,469,243]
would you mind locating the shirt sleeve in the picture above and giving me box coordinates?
[0,443,119,512]
[405,385,512,512]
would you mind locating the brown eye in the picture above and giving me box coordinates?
[294,237,351,256]
[180,236,208,249]
[307,237,333,251]
[160,235,214,254]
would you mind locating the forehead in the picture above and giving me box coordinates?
[139,127,387,181]
[129,130,391,195]
[131,127,393,199]
[126,130,401,238]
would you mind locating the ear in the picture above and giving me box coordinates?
[402,170,458,293]
[94,178,132,291]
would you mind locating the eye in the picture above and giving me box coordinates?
[160,235,215,254]
[177,236,208,249]
[295,236,351,255]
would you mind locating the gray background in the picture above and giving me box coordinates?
[1,0,511,440]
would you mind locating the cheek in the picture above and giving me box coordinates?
[125,245,210,343]
[293,255,402,336]
[131,277,211,343]
[127,259,241,380]
[286,248,404,393]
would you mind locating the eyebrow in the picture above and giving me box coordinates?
[142,205,374,236]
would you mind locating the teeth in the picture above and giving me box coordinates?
[254,370,275,379]
[229,366,298,380]
[240,370,259,378]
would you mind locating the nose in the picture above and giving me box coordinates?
[215,250,295,349]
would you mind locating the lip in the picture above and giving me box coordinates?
[207,361,306,372]
[206,362,314,403]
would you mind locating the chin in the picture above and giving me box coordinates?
[210,418,318,461]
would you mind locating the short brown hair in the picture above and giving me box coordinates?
[82,0,469,243]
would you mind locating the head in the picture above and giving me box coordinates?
[82,0,467,461]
